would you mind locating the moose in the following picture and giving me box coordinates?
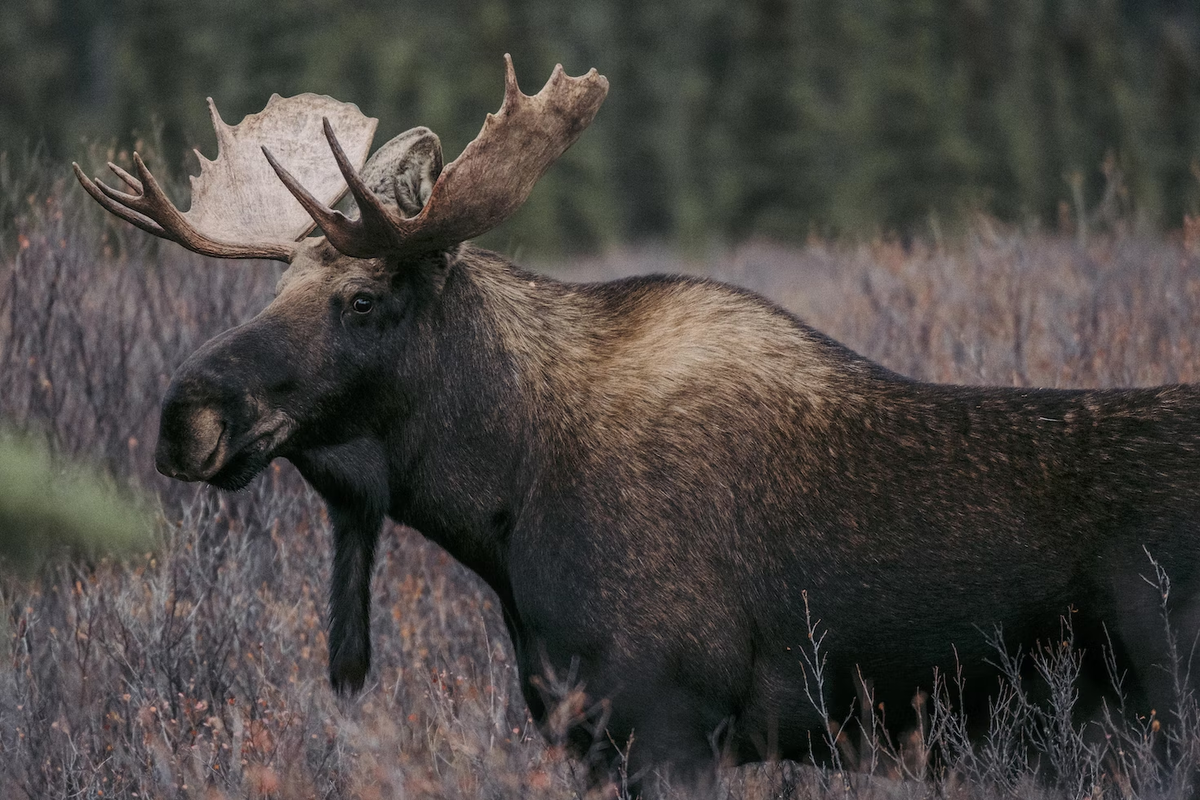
[76,58,1200,794]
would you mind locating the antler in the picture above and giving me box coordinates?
[266,55,609,259]
[74,94,377,262]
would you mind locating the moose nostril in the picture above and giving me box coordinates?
[155,403,228,481]
[156,462,188,481]
[192,408,224,453]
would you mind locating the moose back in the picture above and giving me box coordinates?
[76,59,1200,793]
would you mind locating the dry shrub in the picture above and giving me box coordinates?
[4,168,1200,798]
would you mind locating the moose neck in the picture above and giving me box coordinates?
[364,246,591,595]
[289,243,864,603]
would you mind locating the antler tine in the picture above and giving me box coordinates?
[75,93,377,263]
[262,143,381,259]
[94,166,141,204]
[73,162,171,239]
[267,117,452,259]
[321,118,407,252]
[403,55,609,251]
[74,153,295,262]
[247,59,604,261]
[107,162,143,193]
[130,152,198,238]
[91,167,174,237]
[501,52,522,109]
[291,55,608,261]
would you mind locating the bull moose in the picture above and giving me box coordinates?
[76,58,1200,794]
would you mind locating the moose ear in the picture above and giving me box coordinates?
[357,127,443,218]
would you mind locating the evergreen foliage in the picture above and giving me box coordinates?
[2,0,1198,248]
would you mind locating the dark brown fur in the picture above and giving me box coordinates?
[155,239,1200,793]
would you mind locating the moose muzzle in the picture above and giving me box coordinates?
[154,358,260,483]
[154,318,294,486]
[155,403,226,481]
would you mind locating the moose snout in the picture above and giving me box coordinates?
[155,358,256,482]
[154,315,300,485]
[155,402,229,481]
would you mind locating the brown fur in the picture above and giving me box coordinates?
[153,240,1200,795]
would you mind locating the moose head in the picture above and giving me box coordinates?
[75,57,607,493]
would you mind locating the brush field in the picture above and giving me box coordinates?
[3,161,1200,798]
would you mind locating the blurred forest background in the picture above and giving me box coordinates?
[3,0,1200,253]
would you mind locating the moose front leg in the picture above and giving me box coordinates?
[327,502,384,693]
[291,441,390,694]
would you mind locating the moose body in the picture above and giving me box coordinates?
[77,60,1200,793]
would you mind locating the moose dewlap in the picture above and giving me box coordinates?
[76,57,1200,795]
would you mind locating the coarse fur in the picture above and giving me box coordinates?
[155,235,1200,794]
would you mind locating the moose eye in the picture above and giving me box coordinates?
[351,295,374,314]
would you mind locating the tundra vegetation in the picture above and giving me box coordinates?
[5,106,1200,796]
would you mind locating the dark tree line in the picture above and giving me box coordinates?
[3,0,1199,250]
